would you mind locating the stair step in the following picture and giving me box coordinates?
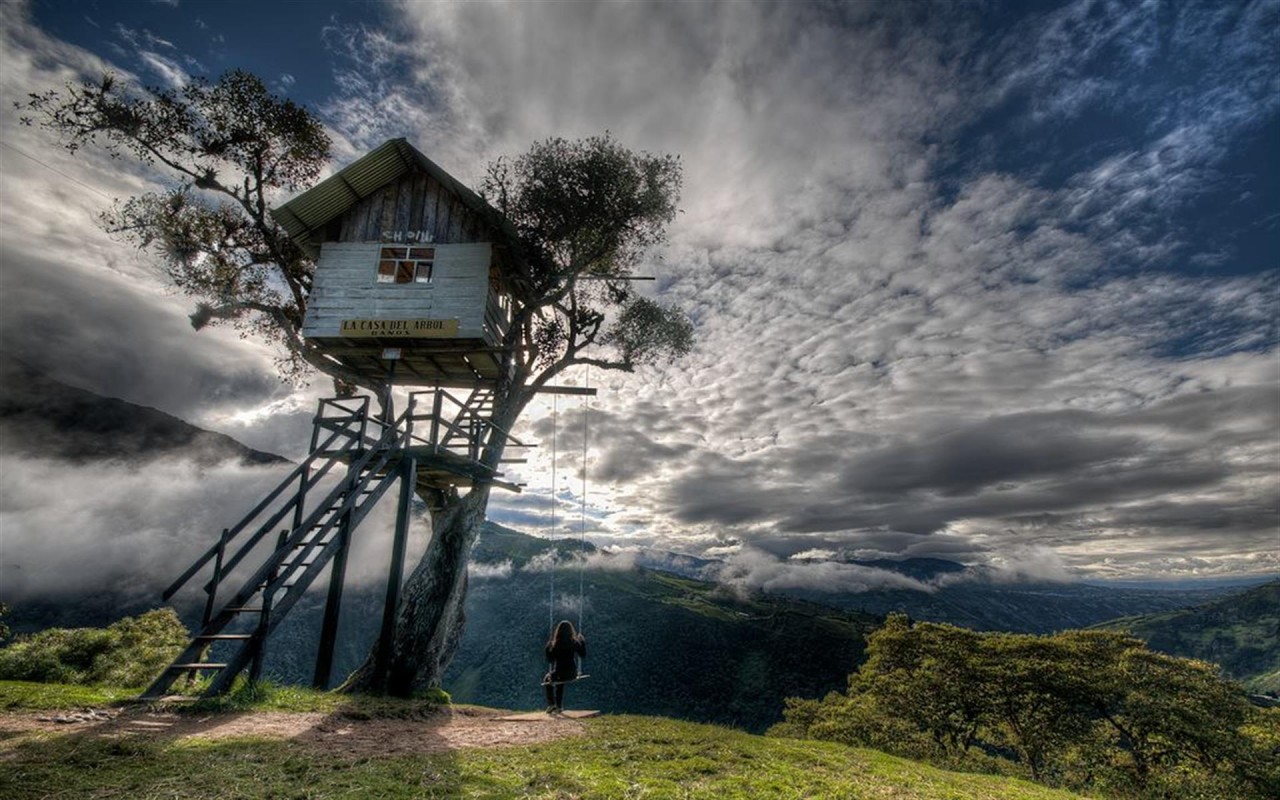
[169,662,228,670]
[195,634,253,640]
[224,606,263,613]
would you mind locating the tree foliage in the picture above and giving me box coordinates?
[18,70,334,382]
[774,615,1280,800]
[483,133,692,393]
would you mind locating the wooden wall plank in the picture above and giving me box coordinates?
[445,194,460,241]
[431,178,447,243]
[391,174,409,235]
[420,175,438,239]
[372,183,391,240]
[408,172,427,238]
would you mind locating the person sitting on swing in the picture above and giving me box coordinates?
[543,619,586,714]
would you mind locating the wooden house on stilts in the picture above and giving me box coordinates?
[274,137,522,387]
[144,140,545,700]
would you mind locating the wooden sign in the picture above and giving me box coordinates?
[381,229,435,243]
[340,318,460,338]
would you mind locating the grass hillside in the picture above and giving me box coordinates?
[0,681,1084,800]
[1094,580,1280,693]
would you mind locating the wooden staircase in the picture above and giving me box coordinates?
[143,397,409,698]
[142,390,529,699]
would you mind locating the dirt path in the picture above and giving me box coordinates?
[0,706,589,757]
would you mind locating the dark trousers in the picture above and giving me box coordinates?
[544,680,565,708]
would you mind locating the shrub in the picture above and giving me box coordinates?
[0,608,188,688]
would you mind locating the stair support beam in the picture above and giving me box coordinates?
[371,455,417,691]
[312,478,358,689]
[201,528,229,629]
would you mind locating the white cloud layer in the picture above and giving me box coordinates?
[0,452,431,605]
[0,0,1276,592]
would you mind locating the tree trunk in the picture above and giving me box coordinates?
[342,389,526,696]
[342,485,490,694]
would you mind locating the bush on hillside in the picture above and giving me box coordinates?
[773,614,1280,800]
[0,608,188,688]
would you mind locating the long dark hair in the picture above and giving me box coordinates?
[547,619,577,649]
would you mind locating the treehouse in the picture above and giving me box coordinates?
[272,138,522,387]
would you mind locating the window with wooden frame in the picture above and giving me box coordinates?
[376,246,435,284]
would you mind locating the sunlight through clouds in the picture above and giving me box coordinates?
[0,0,1276,587]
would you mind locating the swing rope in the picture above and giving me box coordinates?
[577,368,590,633]
[548,377,592,635]
[548,393,558,635]
[542,372,592,689]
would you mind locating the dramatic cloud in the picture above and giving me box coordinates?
[1,0,1276,592]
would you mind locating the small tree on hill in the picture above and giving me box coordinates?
[778,618,1278,798]
[21,70,692,694]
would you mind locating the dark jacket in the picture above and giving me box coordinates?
[545,635,586,682]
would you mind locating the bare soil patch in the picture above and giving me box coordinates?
[0,705,588,757]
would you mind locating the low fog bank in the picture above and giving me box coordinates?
[0,452,430,609]
[467,531,1082,597]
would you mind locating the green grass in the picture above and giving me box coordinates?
[0,681,1085,799]
[0,679,449,716]
[0,680,137,710]
[176,679,451,716]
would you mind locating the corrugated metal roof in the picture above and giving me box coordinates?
[271,138,516,259]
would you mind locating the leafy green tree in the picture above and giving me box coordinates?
[19,70,331,382]
[859,614,988,757]
[22,73,692,695]
[1055,631,1272,796]
[982,634,1091,783]
[779,617,1278,799]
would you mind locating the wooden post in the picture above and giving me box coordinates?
[202,528,229,629]
[250,590,273,683]
[312,472,356,689]
[430,391,443,452]
[381,357,398,425]
[371,456,416,691]
[293,409,323,534]
[251,529,288,683]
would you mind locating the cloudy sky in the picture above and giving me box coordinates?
[1,0,1277,595]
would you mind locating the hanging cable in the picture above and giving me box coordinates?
[548,393,558,635]
[578,368,590,633]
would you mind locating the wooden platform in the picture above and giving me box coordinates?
[495,710,601,721]
[309,338,503,386]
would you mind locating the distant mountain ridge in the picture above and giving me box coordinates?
[0,359,286,466]
[1094,581,1280,696]
[625,546,1246,635]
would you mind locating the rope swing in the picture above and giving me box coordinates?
[546,373,592,634]
[578,368,590,633]
[548,392,558,635]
